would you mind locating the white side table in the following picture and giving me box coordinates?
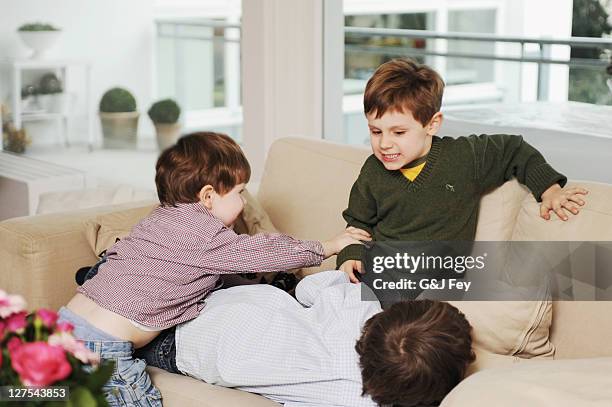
[0,59,93,150]
[0,150,87,220]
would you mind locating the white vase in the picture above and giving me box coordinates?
[17,31,61,58]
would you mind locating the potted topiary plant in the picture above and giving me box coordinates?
[17,23,61,58]
[99,87,139,149]
[147,99,181,150]
[37,73,64,113]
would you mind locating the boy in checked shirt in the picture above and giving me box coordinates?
[58,132,370,406]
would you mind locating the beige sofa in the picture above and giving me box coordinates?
[1,137,612,406]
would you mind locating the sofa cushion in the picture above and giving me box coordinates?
[256,138,371,275]
[511,181,612,358]
[148,367,279,407]
[511,181,612,242]
[475,179,528,241]
[448,300,554,359]
[454,181,553,359]
[442,357,612,407]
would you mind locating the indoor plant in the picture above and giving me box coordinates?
[37,73,65,113]
[17,23,61,58]
[99,87,139,149]
[147,99,181,150]
[0,289,113,406]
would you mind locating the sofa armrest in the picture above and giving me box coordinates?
[0,201,154,311]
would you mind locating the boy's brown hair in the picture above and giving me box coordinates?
[363,58,445,126]
[155,132,250,206]
[356,300,475,406]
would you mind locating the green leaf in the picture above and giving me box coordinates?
[69,387,97,407]
[86,361,115,390]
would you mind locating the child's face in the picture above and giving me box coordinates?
[367,109,442,171]
[209,183,247,227]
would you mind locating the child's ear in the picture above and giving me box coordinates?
[198,185,215,209]
[426,112,443,136]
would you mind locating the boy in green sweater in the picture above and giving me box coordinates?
[338,58,588,282]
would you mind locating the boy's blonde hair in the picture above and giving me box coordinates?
[363,58,445,126]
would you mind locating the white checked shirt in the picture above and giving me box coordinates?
[176,271,381,407]
[79,202,324,329]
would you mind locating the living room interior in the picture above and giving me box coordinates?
[1,0,612,406]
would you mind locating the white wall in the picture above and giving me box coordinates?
[0,0,156,146]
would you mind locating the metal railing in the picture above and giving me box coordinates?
[156,18,241,42]
[155,18,242,110]
[345,26,612,101]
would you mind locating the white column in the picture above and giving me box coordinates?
[242,0,325,182]
[433,6,448,78]
[323,0,345,143]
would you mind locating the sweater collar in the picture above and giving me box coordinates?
[388,136,442,191]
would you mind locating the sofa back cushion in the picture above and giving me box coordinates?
[257,138,371,273]
[511,180,612,359]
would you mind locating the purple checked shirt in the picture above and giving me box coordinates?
[78,202,324,329]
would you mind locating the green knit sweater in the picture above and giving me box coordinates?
[336,134,567,267]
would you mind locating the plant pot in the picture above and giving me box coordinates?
[18,31,61,58]
[99,111,139,149]
[155,123,181,151]
[38,93,72,113]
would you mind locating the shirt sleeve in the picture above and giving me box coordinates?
[197,227,325,275]
[468,134,567,201]
[295,270,350,307]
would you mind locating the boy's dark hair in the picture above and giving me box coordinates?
[356,300,475,407]
[363,58,445,126]
[155,132,250,206]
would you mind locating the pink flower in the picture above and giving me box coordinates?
[0,290,26,318]
[55,321,74,333]
[48,332,100,366]
[36,309,58,328]
[5,312,27,333]
[10,342,72,386]
[7,337,22,353]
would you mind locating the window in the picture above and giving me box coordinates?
[154,0,242,141]
[446,9,496,85]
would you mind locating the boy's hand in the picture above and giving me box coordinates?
[322,227,371,258]
[540,184,588,221]
[339,260,363,284]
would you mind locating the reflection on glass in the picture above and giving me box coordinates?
[446,9,496,85]
[344,13,433,95]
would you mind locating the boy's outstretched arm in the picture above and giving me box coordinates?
[195,226,369,276]
[469,134,587,221]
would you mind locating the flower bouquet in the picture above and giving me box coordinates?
[0,290,114,406]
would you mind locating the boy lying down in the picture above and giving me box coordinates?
[166,271,475,407]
